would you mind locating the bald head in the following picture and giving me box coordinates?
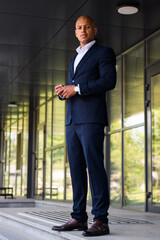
[75,15,97,47]
[75,15,96,28]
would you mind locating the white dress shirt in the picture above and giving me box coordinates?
[73,40,96,94]
[74,40,96,73]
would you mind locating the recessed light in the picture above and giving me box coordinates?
[8,102,18,107]
[117,1,139,15]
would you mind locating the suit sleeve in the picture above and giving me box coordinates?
[79,47,116,95]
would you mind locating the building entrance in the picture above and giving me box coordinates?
[146,61,160,212]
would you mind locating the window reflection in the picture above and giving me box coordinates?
[9,160,16,194]
[46,100,52,147]
[147,32,160,64]
[45,151,52,199]
[22,115,28,196]
[10,123,17,159]
[110,133,121,206]
[124,45,144,127]
[124,127,145,207]
[53,97,65,146]
[35,128,44,197]
[47,85,53,99]
[109,58,122,131]
[66,167,73,200]
[52,147,65,199]
[39,87,46,105]
[39,104,45,124]
[151,73,160,205]
[16,175,21,195]
[4,173,8,188]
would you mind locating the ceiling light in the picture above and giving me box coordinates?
[117,1,139,15]
[8,102,18,107]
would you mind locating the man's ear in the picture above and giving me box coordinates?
[75,29,77,38]
[94,27,98,36]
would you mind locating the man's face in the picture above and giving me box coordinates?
[75,17,97,47]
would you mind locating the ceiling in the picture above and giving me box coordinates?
[0,0,160,125]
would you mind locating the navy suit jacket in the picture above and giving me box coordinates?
[65,43,116,126]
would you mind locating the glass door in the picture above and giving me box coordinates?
[35,124,46,199]
[146,62,160,212]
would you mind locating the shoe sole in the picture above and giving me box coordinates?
[52,226,88,231]
[82,230,110,236]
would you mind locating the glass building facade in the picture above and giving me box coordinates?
[1,30,160,212]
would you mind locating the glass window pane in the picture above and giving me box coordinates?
[4,110,29,198]
[18,118,23,132]
[66,167,73,200]
[109,57,122,131]
[151,73,160,205]
[124,45,144,127]
[39,86,46,105]
[110,133,121,206]
[54,71,66,86]
[124,127,145,208]
[47,85,53,99]
[9,160,16,193]
[35,129,44,197]
[24,105,29,115]
[22,157,27,196]
[52,147,64,200]
[10,123,17,159]
[18,106,23,119]
[147,32,160,64]
[53,97,65,146]
[23,115,28,159]
[39,104,45,124]
[46,100,52,148]
[4,173,9,187]
[45,151,52,199]
[11,110,18,123]
[16,174,21,195]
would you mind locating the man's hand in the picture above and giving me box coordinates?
[55,85,77,99]
[55,85,64,95]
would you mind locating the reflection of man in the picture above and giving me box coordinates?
[52,15,116,237]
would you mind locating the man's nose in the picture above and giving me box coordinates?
[81,26,86,32]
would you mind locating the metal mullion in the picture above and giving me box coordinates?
[8,121,11,188]
[144,40,149,211]
[121,54,125,207]
[51,96,54,199]
[20,106,25,196]
[50,97,54,199]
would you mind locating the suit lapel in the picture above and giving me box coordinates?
[72,43,98,78]
[70,54,77,78]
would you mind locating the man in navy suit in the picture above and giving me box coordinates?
[52,15,116,236]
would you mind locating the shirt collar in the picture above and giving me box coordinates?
[76,40,96,54]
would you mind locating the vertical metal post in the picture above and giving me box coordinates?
[144,40,148,212]
[121,55,125,207]
[27,95,35,198]
[0,121,4,187]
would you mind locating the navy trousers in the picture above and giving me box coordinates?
[66,122,110,223]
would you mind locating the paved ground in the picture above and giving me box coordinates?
[0,198,160,240]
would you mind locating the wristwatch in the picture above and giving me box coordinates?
[74,85,79,93]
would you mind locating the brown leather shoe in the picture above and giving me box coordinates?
[82,221,110,236]
[52,218,88,231]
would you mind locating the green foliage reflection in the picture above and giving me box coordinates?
[124,127,145,206]
[110,133,121,206]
